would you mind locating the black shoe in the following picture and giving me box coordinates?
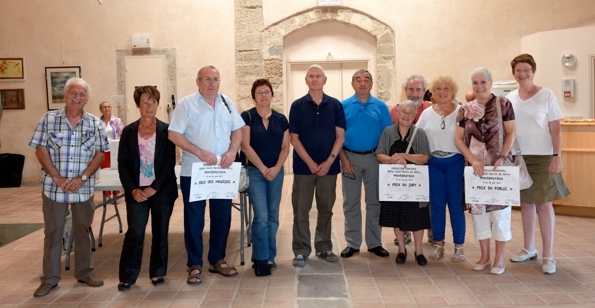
[340,247,360,258]
[415,253,427,266]
[368,246,390,257]
[396,249,407,264]
[117,282,131,291]
[151,277,165,285]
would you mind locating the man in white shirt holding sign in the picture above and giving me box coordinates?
[169,66,244,283]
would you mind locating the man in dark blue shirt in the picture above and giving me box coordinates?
[289,64,346,267]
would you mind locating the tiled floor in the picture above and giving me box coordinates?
[1,176,595,307]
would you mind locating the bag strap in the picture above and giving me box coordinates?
[495,96,522,155]
[405,126,418,154]
[220,95,231,113]
[245,110,252,165]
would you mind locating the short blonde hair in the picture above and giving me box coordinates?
[428,75,459,104]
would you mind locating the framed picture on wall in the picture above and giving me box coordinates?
[0,89,25,109]
[0,58,25,80]
[45,66,81,110]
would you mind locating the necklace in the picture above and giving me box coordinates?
[140,119,155,133]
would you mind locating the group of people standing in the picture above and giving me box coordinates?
[28,53,569,297]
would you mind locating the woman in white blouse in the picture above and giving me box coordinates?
[416,75,466,263]
[506,54,570,275]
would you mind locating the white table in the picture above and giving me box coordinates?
[65,166,252,270]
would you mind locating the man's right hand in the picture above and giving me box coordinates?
[307,161,320,174]
[199,151,218,166]
[341,158,354,175]
[53,176,71,193]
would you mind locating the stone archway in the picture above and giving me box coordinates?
[234,5,395,112]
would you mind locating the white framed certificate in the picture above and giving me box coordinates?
[464,166,520,206]
[379,164,429,202]
[189,162,241,202]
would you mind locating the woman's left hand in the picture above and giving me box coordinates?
[492,157,504,171]
[264,165,281,182]
[143,187,157,198]
[549,156,562,174]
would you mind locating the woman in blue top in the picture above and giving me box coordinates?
[240,79,290,275]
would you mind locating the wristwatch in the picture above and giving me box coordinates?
[80,174,88,181]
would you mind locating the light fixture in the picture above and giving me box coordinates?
[561,53,577,68]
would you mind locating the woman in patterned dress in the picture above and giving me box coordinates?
[376,100,431,266]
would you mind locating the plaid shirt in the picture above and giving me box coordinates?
[29,108,109,203]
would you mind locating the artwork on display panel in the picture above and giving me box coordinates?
[0,89,25,109]
[45,66,81,110]
[0,58,25,80]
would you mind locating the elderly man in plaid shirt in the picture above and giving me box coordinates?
[29,77,109,297]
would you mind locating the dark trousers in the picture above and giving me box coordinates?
[118,191,175,284]
[180,176,232,268]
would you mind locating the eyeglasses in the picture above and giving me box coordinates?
[255,90,271,96]
[514,68,533,74]
[199,78,221,83]
[342,171,356,180]
[398,111,415,117]
[441,116,446,130]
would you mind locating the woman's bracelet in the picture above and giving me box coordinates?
[498,154,508,162]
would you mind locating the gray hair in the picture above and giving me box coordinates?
[471,67,492,82]
[403,75,427,91]
[351,69,373,82]
[197,65,219,79]
[397,100,417,112]
[306,64,326,77]
[64,77,91,99]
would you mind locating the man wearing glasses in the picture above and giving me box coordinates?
[169,66,244,282]
[339,69,393,258]
[289,64,346,267]
[389,75,435,246]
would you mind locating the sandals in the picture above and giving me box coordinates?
[187,265,202,285]
[208,260,238,277]
[452,246,466,262]
[429,244,444,260]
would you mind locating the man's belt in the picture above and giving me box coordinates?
[343,146,376,155]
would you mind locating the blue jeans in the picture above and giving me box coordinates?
[180,176,232,268]
[428,154,466,244]
[247,166,284,262]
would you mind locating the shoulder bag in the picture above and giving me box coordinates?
[495,96,533,190]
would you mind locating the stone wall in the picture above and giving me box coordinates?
[235,2,395,112]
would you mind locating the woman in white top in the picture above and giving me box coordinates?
[506,54,570,274]
[416,75,466,262]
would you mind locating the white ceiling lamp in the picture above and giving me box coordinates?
[561,53,577,68]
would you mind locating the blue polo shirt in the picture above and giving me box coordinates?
[342,94,392,152]
[289,93,346,175]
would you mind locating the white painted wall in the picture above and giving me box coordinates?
[521,25,595,118]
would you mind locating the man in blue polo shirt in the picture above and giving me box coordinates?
[289,64,346,267]
[339,69,393,258]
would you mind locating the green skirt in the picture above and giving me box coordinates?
[520,155,570,203]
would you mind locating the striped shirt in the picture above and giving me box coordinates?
[29,108,109,203]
